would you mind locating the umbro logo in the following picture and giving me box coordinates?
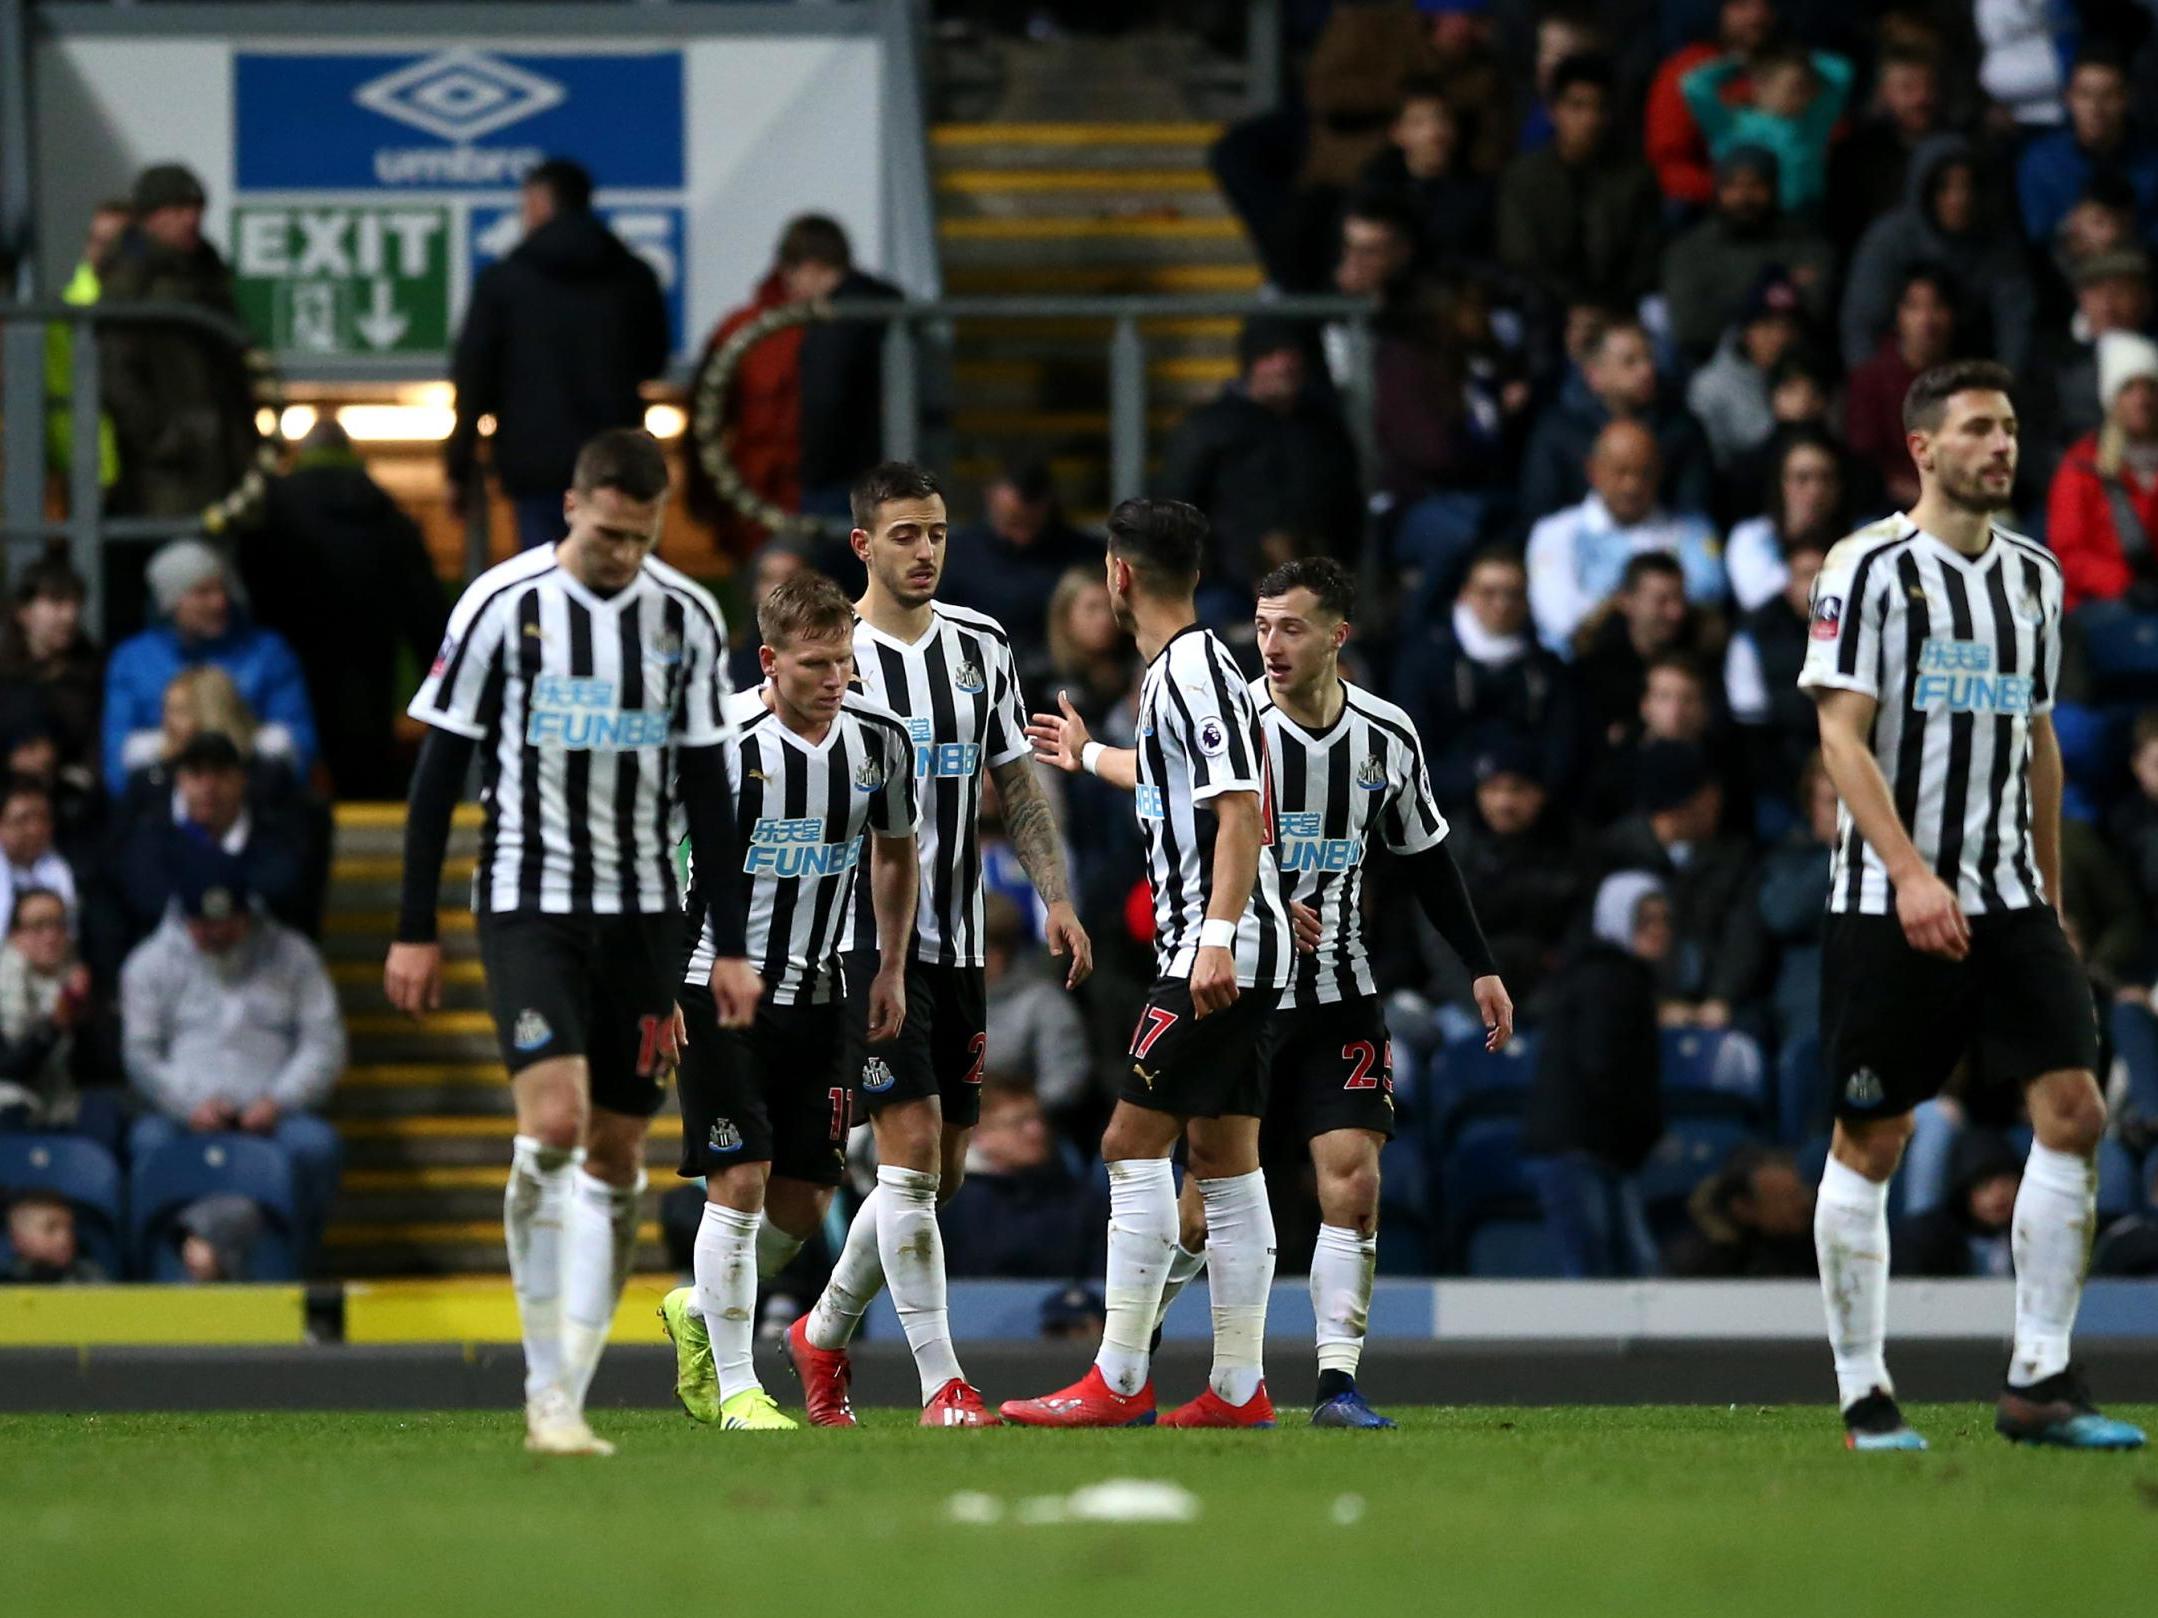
[355,50,566,144]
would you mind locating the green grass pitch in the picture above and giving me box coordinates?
[8,1405,2156,1617]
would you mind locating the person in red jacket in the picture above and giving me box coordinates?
[1643,0,1776,207]
[2048,332,2158,611]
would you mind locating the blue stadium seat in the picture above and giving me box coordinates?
[1377,1134,1436,1273]
[0,1133,125,1276]
[2098,1136,2145,1222]
[1465,1218,1566,1277]
[1424,1030,1540,1151]
[2109,1001,2158,1119]
[1775,1035,1825,1145]
[129,1133,300,1281]
[1440,1116,1540,1271]
[1638,1119,1760,1223]
[1659,1029,1767,1122]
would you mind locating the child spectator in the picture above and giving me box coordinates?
[1681,43,1852,215]
[1360,74,1495,263]
[1522,870,1668,1278]
[1685,271,1810,468]
[1643,0,1778,208]
[1663,1144,1817,1278]
[0,889,90,1130]
[0,780,75,927]
[2046,331,2158,612]
[3,1190,105,1282]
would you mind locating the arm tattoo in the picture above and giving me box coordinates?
[991,757,1071,908]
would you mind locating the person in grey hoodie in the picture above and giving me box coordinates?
[1840,134,2036,374]
[120,846,345,1261]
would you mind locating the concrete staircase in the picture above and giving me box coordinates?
[319,803,671,1277]
[930,108,1260,519]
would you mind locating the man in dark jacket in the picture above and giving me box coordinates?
[1595,741,1765,1026]
[242,421,449,799]
[777,215,903,524]
[1724,531,1823,813]
[99,164,255,519]
[447,158,668,551]
[1517,315,1714,524]
[1391,549,1577,807]
[1155,316,1363,603]
[941,463,1100,670]
[1660,146,1833,366]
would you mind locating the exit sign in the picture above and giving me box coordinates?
[231,204,449,355]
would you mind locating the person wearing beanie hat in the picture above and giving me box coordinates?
[2045,327,2158,611]
[1662,140,1834,364]
[98,161,253,519]
[1685,265,1814,467]
[99,537,317,784]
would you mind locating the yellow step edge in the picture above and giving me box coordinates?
[324,1220,662,1248]
[931,121,1221,147]
[952,356,1235,386]
[951,408,1181,436]
[338,1114,683,1141]
[339,1061,503,1088]
[347,1010,496,1037]
[343,1165,512,1192]
[0,1284,307,1347]
[331,958,486,988]
[946,264,1262,295]
[325,909,475,937]
[938,215,1243,242]
[336,802,484,830]
[346,1275,674,1344]
[938,167,1216,194]
[332,856,475,883]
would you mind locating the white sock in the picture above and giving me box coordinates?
[873,1165,964,1401]
[504,1135,574,1405]
[805,1188,884,1351]
[1311,1223,1377,1378]
[1153,1243,1208,1333]
[1814,1155,1894,1410]
[756,1218,806,1281]
[561,1166,644,1410]
[1199,1171,1275,1406]
[2010,1142,2096,1386]
[1095,1157,1177,1395]
[695,1202,763,1402]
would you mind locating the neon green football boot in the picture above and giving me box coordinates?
[719,1388,799,1430]
[657,1286,721,1423]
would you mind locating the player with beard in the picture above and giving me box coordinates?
[1802,360,2144,1452]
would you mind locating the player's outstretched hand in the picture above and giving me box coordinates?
[1190,944,1239,1019]
[1896,870,1970,961]
[867,963,908,1042]
[1025,691,1092,773]
[1473,974,1515,1052]
[709,957,765,1030]
[383,942,443,1020]
[1045,901,1095,989]
[1289,900,1322,954]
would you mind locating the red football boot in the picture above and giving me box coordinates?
[999,1364,1158,1427]
[1160,1381,1276,1428]
[921,1378,1004,1427]
[785,1314,858,1428]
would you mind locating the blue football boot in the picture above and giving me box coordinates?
[1996,1365,2146,1450]
[1842,1389,1928,1452]
[1312,1384,1397,1429]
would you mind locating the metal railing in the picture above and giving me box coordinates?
[0,299,281,628]
[692,293,1376,538]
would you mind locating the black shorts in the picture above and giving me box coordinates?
[1821,906,2099,1123]
[674,989,849,1186]
[475,911,680,1118]
[841,950,987,1129]
[1259,996,1397,1142]
[1120,977,1280,1120]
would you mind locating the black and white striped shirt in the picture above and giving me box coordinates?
[686,689,917,1004]
[1799,514,2063,916]
[409,546,732,916]
[1135,626,1294,987]
[842,604,1030,967]
[1256,677,1449,1007]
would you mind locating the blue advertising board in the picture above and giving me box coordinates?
[233,48,684,191]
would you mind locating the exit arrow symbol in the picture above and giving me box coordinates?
[354,279,409,350]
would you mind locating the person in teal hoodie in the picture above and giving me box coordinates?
[1682,44,1852,216]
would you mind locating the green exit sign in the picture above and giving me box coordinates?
[232,204,450,356]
